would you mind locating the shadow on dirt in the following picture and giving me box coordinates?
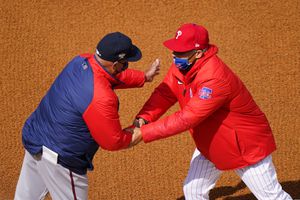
[176,180,300,200]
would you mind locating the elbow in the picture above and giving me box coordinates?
[99,136,128,151]
[89,128,131,151]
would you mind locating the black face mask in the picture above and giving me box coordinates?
[113,61,129,75]
[121,62,128,71]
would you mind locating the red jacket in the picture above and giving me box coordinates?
[137,45,276,170]
[83,54,145,151]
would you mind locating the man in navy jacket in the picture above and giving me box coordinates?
[15,32,160,200]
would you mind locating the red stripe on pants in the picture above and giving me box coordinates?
[69,171,77,200]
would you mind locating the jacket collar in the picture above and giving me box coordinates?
[87,54,123,85]
[172,45,218,84]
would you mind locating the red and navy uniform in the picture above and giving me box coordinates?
[22,54,145,175]
[137,45,276,170]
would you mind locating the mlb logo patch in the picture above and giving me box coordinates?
[199,87,212,100]
[82,63,88,70]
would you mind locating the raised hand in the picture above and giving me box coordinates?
[145,58,160,82]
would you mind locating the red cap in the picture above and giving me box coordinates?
[163,23,209,52]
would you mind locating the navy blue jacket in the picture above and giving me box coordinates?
[22,54,145,174]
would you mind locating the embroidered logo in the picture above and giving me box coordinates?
[82,63,88,70]
[118,53,126,59]
[199,87,212,100]
[176,30,182,39]
[96,49,101,56]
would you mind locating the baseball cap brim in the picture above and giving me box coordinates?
[126,45,142,62]
[163,38,195,52]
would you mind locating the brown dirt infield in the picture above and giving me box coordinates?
[1,0,299,199]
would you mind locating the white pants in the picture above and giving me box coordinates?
[14,150,88,200]
[183,149,292,200]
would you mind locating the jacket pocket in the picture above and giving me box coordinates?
[211,124,241,156]
[194,123,244,169]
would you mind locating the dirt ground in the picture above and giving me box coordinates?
[1,0,299,199]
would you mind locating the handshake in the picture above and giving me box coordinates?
[125,118,148,148]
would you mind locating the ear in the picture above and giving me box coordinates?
[112,62,118,70]
[105,62,117,75]
[195,50,204,59]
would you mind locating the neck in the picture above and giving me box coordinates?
[94,54,114,74]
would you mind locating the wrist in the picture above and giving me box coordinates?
[144,72,150,82]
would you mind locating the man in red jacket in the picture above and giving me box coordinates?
[130,24,292,200]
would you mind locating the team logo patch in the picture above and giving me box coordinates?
[199,87,212,99]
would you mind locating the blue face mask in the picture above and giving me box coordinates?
[173,50,198,70]
[173,57,192,70]
[173,49,207,70]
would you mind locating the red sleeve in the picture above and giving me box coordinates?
[141,78,231,142]
[82,94,132,151]
[136,69,178,122]
[114,69,145,89]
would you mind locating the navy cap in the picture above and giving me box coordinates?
[96,32,142,62]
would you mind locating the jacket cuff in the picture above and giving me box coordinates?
[139,71,146,87]
[136,115,152,123]
[121,130,133,149]
[141,124,155,143]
